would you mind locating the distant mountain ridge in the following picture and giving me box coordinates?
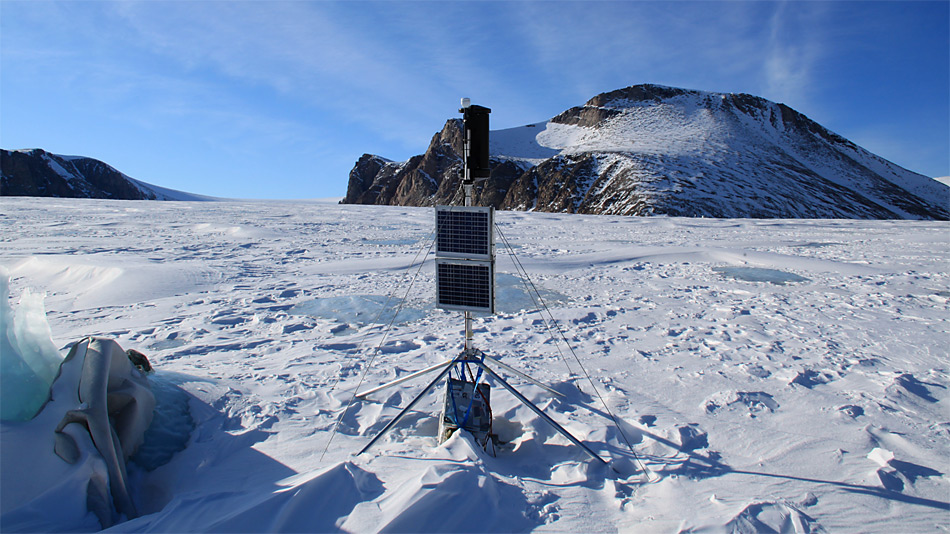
[1,149,207,201]
[342,84,949,220]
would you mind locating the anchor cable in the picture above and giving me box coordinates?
[495,222,653,479]
[320,227,436,461]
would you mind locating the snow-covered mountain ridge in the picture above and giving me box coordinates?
[343,84,949,219]
[1,148,208,201]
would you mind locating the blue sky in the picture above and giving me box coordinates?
[2,1,948,199]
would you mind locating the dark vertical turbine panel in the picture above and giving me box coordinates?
[464,105,492,178]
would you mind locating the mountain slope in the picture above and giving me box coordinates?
[1,149,209,201]
[343,85,949,220]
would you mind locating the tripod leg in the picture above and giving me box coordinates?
[482,354,565,398]
[355,360,454,399]
[358,362,455,455]
[475,362,608,466]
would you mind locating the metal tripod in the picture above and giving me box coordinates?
[355,99,607,466]
[355,348,606,465]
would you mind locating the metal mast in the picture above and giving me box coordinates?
[459,98,490,357]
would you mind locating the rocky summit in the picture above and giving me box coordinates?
[1,149,203,201]
[342,84,949,220]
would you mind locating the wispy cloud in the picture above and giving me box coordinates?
[511,2,790,101]
[3,0,945,194]
[3,1,826,149]
[107,2,503,150]
[762,1,826,107]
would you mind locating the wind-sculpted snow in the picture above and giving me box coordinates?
[0,198,948,532]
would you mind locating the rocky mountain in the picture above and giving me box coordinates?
[1,149,207,201]
[342,84,949,220]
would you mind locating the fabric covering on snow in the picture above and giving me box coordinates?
[54,337,155,526]
[1,337,155,530]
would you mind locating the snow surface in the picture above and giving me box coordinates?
[1,197,948,532]
[490,122,560,168]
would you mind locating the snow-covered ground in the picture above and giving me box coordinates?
[1,197,948,533]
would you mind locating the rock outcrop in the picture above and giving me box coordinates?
[1,149,204,201]
[342,84,949,220]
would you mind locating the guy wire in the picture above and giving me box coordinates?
[320,226,436,462]
[494,222,653,479]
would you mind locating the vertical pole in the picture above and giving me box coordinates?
[464,311,473,356]
[463,127,475,357]
[463,128,473,207]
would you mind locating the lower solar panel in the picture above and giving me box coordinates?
[436,259,494,313]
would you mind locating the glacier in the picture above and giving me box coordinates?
[0,197,947,532]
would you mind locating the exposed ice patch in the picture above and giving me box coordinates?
[713,266,810,285]
[288,275,569,326]
[493,273,570,314]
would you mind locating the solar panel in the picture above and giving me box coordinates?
[435,206,493,260]
[436,259,494,313]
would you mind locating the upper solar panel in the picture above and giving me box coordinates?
[435,206,493,260]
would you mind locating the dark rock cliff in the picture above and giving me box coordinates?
[1,149,156,199]
[1,149,201,200]
[343,119,524,208]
